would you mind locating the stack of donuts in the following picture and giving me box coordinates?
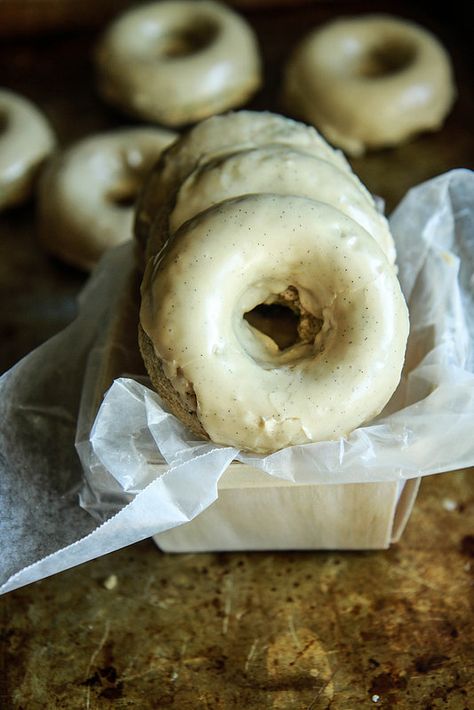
[138,111,409,454]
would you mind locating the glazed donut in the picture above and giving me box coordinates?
[135,110,351,257]
[95,0,261,127]
[170,145,396,263]
[38,127,176,271]
[139,194,409,453]
[283,15,456,155]
[0,88,55,211]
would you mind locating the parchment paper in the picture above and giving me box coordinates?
[1,169,473,595]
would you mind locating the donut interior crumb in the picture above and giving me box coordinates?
[244,285,322,351]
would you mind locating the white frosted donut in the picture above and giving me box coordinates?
[283,14,456,155]
[38,127,176,271]
[96,0,261,127]
[136,110,351,257]
[0,88,55,211]
[170,145,396,263]
[140,194,409,453]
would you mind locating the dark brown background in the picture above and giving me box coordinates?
[1,2,473,707]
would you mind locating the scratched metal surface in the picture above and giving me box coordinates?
[0,1,473,707]
[1,472,473,707]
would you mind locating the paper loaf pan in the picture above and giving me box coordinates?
[154,467,420,552]
[78,257,420,553]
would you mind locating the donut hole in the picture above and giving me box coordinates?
[245,303,300,351]
[107,183,139,209]
[155,18,219,59]
[244,286,322,352]
[357,38,416,78]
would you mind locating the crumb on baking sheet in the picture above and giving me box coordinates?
[102,574,118,590]
[442,498,458,511]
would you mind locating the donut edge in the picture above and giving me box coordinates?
[138,321,210,442]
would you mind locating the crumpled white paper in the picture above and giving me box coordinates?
[1,169,473,595]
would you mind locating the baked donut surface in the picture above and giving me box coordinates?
[38,127,176,271]
[140,194,409,453]
[283,14,456,155]
[0,88,55,211]
[95,0,261,127]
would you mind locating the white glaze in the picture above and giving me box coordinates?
[38,127,176,271]
[0,88,55,211]
[284,14,456,155]
[171,145,396,263]
[96,0,261,126]
[138,111,351,259]
[141,194,409,453]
